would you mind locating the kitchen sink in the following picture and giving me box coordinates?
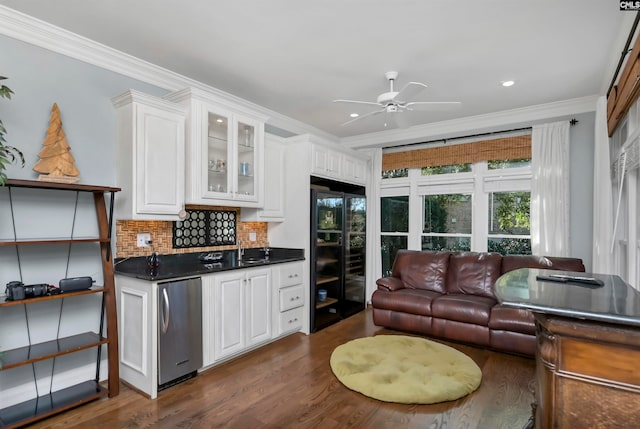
[240,257,267,265]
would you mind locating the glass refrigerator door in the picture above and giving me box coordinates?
[313,191,343,330]
[344,194,366,317]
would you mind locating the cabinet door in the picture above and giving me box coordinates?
[135,103,185,216]
[234,115,263,203]
[343,155,367,185]
[116,276,156,398]
[246,269,272,346]
[201,275,216,367]
[214,272,245,360]
[259,135,285,218]
[311,144,342,179]
[204,109,232,197]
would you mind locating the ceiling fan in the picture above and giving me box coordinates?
[333,71,460,127]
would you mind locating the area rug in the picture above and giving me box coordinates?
[330,335,482,404]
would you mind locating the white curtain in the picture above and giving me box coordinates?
[592,96,614,273]
[531,121,570,256]
[364,148,382,304]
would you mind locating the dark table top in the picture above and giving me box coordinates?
[494,268,640,327]
[114,247,305,282]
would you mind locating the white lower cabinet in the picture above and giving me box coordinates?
[273,262,305,337]
[201,275,216,367]
[115,275,158,398]
[209,268,272,362]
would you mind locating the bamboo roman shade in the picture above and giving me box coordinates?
[382,134,531,171]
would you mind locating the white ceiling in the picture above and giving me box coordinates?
[0,1,633,142]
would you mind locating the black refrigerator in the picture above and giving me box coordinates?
[310,185,366,332]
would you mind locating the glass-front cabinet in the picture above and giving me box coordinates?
[167,88,266,207]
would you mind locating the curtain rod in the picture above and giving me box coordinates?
[384,118,580,151]
[383,125,532,150]
[607,12,640,98]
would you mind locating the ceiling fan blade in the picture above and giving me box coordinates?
[405,101,462,111]
[333,99,382,107]
[340,107,385,126]
[394,82,428,103]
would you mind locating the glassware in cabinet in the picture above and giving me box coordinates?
[207,112,229,194]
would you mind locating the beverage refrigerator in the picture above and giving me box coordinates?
[310,186,366,332]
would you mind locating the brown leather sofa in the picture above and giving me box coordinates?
[371,251,585,356]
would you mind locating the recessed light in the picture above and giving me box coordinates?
[502,80,515,87]
[216,118,224,123]
[350,113,359,118]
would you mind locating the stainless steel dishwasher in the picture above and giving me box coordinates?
[158,277,203,389]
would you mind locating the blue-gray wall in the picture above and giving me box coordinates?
[1,34,168,185]
[568,111,595,270]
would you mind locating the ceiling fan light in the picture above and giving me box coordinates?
[502,80,515,87]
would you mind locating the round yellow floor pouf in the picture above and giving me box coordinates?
[330,335,482,404]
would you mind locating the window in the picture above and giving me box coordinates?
[381,168,408,179]
[381,195,409,276]
[422,164,471,175]
[379,135,533,277]
[488,158,531,170]
[487,191,531,255]
[422,194,472,251]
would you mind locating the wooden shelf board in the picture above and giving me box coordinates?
[316,276,339,285]
[0,237,108,246]
[5,179,120,193]
[316,258,338,264]
[0,380,107,428]
[0,332,107,370]
[315,297,338,309]
[0,287,105,307]
[316,242,339,247]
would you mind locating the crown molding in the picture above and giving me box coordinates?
[342,95,600,149]
[0,5,336,141]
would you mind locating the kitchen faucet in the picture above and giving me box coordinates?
[237,239,244,261]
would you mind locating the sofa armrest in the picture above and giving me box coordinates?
[376,277,405,291]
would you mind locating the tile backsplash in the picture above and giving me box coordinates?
[116,206,268,258]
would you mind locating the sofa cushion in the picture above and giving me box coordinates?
[371,288,440,316]
[488,305,536,335]
[431,318,490,347]
[392,250,451,293]
[431,294,496,325]
[501,255,585,274]
[445,252,502,298]
[376,276,405,291]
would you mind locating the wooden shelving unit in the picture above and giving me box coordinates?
[0,179,120,429]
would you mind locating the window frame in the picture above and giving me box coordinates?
[380,159,532,260]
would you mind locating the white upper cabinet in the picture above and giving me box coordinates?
[112,90,186,220]
[307,137,369,186]
[241,133,286,222]
[166,88,267,207]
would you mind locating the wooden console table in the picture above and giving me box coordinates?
[495,268,640,429]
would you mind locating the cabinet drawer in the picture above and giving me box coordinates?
[279,307,303,334]
[280,285,304,311]
[280,264,303,287]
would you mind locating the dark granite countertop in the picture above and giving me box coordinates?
[114,247,305,281]
[495,268,640,327]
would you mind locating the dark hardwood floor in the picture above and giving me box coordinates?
[29,308,535,429]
